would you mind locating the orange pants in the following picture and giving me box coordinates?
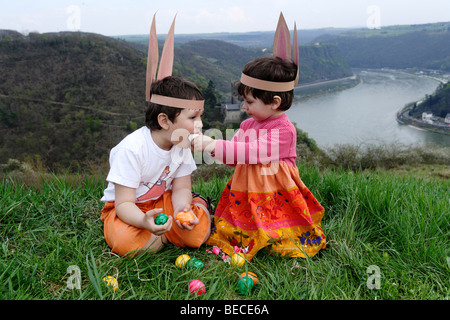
[100,191,211,256]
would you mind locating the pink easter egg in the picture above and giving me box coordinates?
[212,247,220,255]
[189,280,206,295]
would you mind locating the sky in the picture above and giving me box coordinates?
[1,0,449,36]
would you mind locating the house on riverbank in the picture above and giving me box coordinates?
[396,79,450,135]
[216,81,245,123]
[445,114,450,124]
[222,103,243,123]
[397,106,450,135]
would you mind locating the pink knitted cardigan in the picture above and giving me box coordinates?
[214,113,297,166]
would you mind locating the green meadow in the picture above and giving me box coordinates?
[1,160,448,300]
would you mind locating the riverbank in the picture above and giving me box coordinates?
[288,69,450,148]
[396,72,450,136]
[396,104,450,136]
[294,74,360,101]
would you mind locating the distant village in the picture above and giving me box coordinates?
[412,70,450,130]
[421,112,450,128]
[396,70,450,133]
[397,102,450,134]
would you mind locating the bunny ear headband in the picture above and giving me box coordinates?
[240,12,299,92]
[146,13,204,110]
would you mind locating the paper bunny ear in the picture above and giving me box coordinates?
[240,12,299,92]
[145,14,176,102]
[273,13,299,85]
[146,13,159,101]
[146,13,204,110]
[156,14,176,80]
[273,12,291,61]
[293,22,299,85]
[146,14,176,102]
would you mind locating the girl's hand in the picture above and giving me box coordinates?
[191,134,216,154]
[142,208,173,235]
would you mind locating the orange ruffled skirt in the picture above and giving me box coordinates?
[206,162,326,261]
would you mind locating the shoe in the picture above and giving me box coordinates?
[192,192,216,217]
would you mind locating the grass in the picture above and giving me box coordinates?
[1,164,448,301]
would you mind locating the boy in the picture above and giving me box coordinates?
[100,76,211,256]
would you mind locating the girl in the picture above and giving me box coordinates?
[192,14,326,261]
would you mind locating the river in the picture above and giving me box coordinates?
[287,69,450,148]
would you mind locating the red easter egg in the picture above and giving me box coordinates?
[189,279,206,295]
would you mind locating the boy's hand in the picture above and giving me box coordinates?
[142,208,173,235]
[174,206,199,231]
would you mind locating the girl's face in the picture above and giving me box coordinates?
[241,93,281,122]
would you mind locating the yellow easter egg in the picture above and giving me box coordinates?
[102,276,119,292]
[230,253,246,267]
[175,254,191,268]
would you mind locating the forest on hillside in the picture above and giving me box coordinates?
[317,24,450,71]
[0,30,352,171]
[127,38,352,94]
[409,82,450,118]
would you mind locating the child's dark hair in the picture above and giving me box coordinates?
[145,76,204,130]
[238,56,297,111]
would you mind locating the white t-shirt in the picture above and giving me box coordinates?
[101,126,197,203]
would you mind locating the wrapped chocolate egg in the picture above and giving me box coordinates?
[237,276,254,295]
[188,134,199,142]
[189,279,206,295]
[154,213,169,225]
[230,253,246,267]
[176,211,195,225]
[240,272,258,285]
[175,254,191,268]
[186,258,204,269]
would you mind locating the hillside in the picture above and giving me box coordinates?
[173,39,262,93]
[315,22,450,71]
[0,30,352,171]
[0,31,149,170]
[297,44,352,83]
[0,31,148,107]
[170,40,352,93]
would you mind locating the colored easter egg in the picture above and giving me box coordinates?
[237,276,254,295]
[189,279,206,295]
[154,213,169,225]
[186,258,204,269]
[176,211,195,225]
[212,246,221,255]
[230,253,246,267]
[175,254,191,268]
[102,276,119,292]
[240,272,258,285]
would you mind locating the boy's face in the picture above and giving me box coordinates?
[169,108,203,148]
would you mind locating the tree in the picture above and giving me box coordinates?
[202,80,224,123]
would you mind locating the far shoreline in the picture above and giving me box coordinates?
[395,69,449,136]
